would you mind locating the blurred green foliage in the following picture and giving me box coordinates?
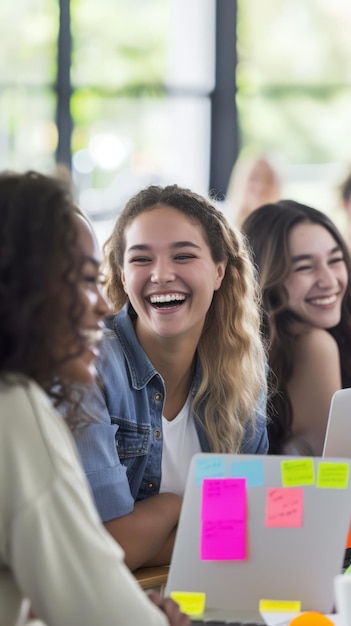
[237,0,351,164]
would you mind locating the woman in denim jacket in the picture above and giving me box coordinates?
[74,184,268,571]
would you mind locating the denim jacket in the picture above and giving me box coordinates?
[74,304,268,522]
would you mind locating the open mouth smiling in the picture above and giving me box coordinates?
[307,294,338,306]
[147,293,187,309]
[80,328,104,347]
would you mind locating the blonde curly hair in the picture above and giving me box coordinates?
[103,184,267,453]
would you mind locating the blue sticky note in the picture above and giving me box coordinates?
[229,459,264,487]
[196,457,226,484]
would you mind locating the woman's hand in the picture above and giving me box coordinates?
[147,590,191,625]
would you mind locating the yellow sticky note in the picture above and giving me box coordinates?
[170,591,206,616]
[259,599,301,613]
[281,459,315,487]
[317,462,349,489]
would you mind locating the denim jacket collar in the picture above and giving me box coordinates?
[106,304,159,390]
[106,304,203,392]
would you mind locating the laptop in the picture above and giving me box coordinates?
[322,389,351,571]
[323,388,351,458]
[165,453,351,625]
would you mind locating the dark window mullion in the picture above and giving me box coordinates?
[56,0,72,169]
[210,0,238,199]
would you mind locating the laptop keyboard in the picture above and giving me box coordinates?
[190,621,263,625]
[343,547,351,570]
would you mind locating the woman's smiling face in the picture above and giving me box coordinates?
[121,204,226,343]
[56,216,109,383]
[284,221,348,329]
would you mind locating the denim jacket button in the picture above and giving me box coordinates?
[154,392,163,402]
[147,482,156,490]
[154,429,161,440]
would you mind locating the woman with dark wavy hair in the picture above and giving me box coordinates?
[0,171,189,626]
[242,200,351,456]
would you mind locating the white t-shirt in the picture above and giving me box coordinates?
[0,380,168,626]
[160,394,202,496]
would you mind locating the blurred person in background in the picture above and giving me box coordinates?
[336,167,351,248]
[225,155,282,227]
[340,168,351,218]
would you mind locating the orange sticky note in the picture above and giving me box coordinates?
[265,487,303,528]
[346,526,351,549]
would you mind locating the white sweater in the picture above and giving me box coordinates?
[0,380,168,626]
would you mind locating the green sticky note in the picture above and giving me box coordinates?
[317,462,349,489]
[281,459,315,487]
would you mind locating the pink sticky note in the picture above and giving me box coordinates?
[265,487,303,528]
[201,478,246,521]
[201,519,246,560]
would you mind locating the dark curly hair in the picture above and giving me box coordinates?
[0,170,89,429]
[242,200,351,453]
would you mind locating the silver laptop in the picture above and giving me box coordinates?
[165,453,351,624]
[323,388,351,458]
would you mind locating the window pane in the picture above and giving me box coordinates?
[238,0,351,88]
[71,0,215,231]
[237,0,351,211]
[71,91,210,220]
[0,0,58,84]
[71,0,172,88]
[0,88,57,171]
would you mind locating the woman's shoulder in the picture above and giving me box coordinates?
[0,378,65,444]
[294,327,339,360]
[0,377,49,415]
[0,377,84,484]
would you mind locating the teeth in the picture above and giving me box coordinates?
[149,293,186,304]
[80,329,103,346]
[309,295,337,306]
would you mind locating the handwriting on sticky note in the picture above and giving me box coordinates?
[265,487,303,528]
[281,459,315,487]
[201,478,246,521]
[230,459,264,487]
[201,519,246,560]
[259,599,301,613]
[195,456,226,484]
[170,591,206,616]
[200,478,247,560]
[317,462,349,489]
